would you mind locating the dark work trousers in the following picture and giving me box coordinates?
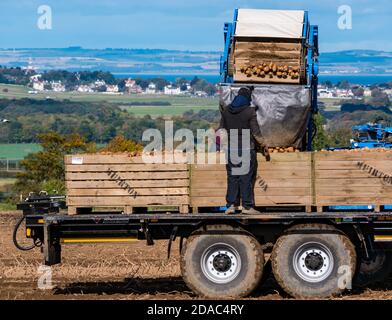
[226,148,257,209]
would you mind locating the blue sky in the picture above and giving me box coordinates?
[0,0,391,52]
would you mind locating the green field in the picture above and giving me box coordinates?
[121,104,218,117]
[0,84,219,117]
[0,143,42,159]
[0,178,15,188]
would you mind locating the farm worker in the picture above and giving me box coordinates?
[219,87,267,215]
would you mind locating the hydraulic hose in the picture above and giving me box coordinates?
[13,216,36,251]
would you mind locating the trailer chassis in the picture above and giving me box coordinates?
[16,196,392,298]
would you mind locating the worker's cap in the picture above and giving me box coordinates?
[237,87,253,100]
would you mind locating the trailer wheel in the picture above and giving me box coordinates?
[271,224,356,298]
[354,243,392,287]
[181,233,264,298]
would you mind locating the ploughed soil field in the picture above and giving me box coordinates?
[1,212,392,300]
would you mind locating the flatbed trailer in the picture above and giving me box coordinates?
[16,197,392,299]
[13,9,392,300]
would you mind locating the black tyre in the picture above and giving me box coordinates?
[181,233,264,298]
[271,224,356,298]
[354,243,392,287]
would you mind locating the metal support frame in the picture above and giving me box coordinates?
[21,209,392,267]
[307,24,319,151]
[220,9,319,151]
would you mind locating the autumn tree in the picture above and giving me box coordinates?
[312,113,331,150]
[100,135,143,153]
[13,132,95,198]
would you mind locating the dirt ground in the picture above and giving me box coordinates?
[1,212,392,300]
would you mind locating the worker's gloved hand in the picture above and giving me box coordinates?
[262,146,271,161]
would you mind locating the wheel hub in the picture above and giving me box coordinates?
[201,243,241,284]
[304,252,324,271]
[212,253,232,272]
[293,242,334,283]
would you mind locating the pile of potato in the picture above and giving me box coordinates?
[240,62,300,79]
[268,147,300,153]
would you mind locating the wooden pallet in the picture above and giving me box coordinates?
[190,152,312,211]
[233,40,304,84]
[65,154,190,215]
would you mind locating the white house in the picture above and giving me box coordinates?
[94,79,106,87]
[125,78,136,88]
[32,81,45,91]
[51,81,66,92]
[145,83,157,94]
[318,89,334,99]
[125,78,142,94]
[194,90,208,97]
[336,89,354,99]
[29,74,42,82]
[363,88,372,97]
[106,85,119,93]
[77,85,94,93]
[383,88,392,98]
[164,85,181,95]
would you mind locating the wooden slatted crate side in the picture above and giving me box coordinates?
[192,162,311,171]
[313,187,392,197]
[66,171,189,181]
[234,58,301,66]
[316,178,392,187]
[192,170,311,180]
[191,188,311,197]
[316,160,392,170]
[66,179,189,189]
[191,196,312,207]
[67,188,189,197]
[234,41,302,52]
[233,40,303,84]
[191,178,311,189]
[65,154,191,215]
[233,73,300,84]
[65,154,147,164]
[65,152,311,165]
[314,151,392,209]
[315,151,392,160]
[64,153,196,165]
[190,152,312,208]
[235,50,302,60]
[65,164,188,172]
[67,195,190,206]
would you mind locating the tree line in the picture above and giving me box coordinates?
[0,98,217,144]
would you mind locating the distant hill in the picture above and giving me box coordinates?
[320,50,392,75]
[0,47,391,76]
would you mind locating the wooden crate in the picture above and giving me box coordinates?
[190,152,312,210]
[314,151,392,211]
[65,154,190,215]
[233,40,304,84]
[64,151,392,215]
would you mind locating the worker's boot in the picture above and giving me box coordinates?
[225,205,239,215]
[242,207,262,215]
